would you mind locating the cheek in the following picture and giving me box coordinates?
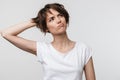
[47,23,52,29]
[47,22,56,28]
[46,23,55,32]
[46,22,51,29]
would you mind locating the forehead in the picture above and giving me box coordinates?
[46,9,60,18]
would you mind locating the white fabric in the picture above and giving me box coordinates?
[37,41,93,80]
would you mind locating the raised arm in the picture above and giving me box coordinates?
[1,20,37,55]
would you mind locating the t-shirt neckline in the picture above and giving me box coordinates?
[49,42,77,56]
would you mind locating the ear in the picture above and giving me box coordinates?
[46,29,50,33]
[46,29,49,32]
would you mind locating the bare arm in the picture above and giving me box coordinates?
[1,20,37,55]
[84,57,96,80]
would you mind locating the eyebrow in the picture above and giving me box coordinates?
[46,9,61,20]
[46,14,53,19]
[47,9,53,15]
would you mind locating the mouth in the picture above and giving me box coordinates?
[57,23,64,28]
[57,24,64,30]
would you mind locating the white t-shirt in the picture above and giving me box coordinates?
[37,41,93,80]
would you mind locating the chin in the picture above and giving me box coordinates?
[56,31,67,35]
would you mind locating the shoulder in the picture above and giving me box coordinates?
[76,41,90,49]
[36,41,49,45]
[76,41,93,54]
[36,41,50,56]
[36,41,50,48]
[76,41,93,65]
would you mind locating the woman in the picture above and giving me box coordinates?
[1,3,96,80]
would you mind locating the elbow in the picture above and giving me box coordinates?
[0,31,11,39]
[1,31,7,38]
[1,31,5,37]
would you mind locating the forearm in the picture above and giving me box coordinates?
[0,20,37,54]
[1,20,36,37]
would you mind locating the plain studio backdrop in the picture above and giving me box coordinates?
[0,0,120,80]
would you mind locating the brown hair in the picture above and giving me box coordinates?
[32,3,69,34]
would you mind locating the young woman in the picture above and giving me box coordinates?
[1,3,96,80]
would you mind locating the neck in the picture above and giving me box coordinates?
[51,32,73,46]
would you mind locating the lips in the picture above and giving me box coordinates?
[56,24,64,31]
[57,23,64,28]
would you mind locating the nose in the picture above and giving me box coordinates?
[56,17,61,24]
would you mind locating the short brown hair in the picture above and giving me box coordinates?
[32,3,69,34]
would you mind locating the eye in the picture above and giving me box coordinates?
[58,14,63,17]
[49,17,54,22]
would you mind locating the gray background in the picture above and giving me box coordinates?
[0,0,120,80]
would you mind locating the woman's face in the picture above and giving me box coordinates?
[46,9,67,35]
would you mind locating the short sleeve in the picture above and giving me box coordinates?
[84,46,93,65]
[36,41,44,63]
